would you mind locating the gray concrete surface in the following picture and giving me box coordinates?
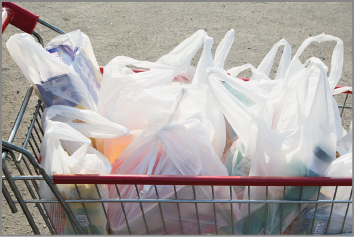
[2,2,352,235]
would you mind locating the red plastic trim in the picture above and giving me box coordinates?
[2,2,39,34]
[2,8,12,33]
[53,174,352,187]
[99,66,146,74]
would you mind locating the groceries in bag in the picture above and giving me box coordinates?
[39,120,111,235]
[108,89,241,235]
[45,29,102,105]
[60,184,108,235]
[39,105,129,234]
[6,32,98,110]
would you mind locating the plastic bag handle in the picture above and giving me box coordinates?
[226,39,291,80]
[2,2,39,34]
[102,30,206,78]
[285,33,344,90]
[162,88,188,126]
[192,37,214,86]
[156,29,207,77]
[275,57,330,130]
[213,29,235,70]
[42,105,130,138]
[207,68,269,147]
[226,63,271,81]
[252,38,292,80]
[305,58,336,124]
[105,29,206,78]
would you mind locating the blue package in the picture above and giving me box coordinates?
[36,74,82,108]
[46,45,100,105]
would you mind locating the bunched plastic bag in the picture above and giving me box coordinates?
[108,88,241,235]
[95,30,207,162]
[6,32,99,110]
[39,105,129,235]
[45,29,103,105]
[97,32,230,161]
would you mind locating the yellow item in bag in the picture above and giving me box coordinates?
[59,184,108,235]
[103,130,142,164]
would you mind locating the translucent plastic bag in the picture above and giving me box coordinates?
[97,33,228,160]
[318,154,352,235]
[45,29,102,105]
[213,29,235,71]
[95,30,206,161]
[39,105,129,234]
[281,34,345,141]
[321,152,352,201]
[224,38,292,108]
[108,89,240,235]
[336,121,352,156]
[6,33,97,111]
[207,57,338,234]
[226,34,344,138]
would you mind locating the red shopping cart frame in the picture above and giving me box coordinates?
[2,2,39,34]
[53,174,352,187]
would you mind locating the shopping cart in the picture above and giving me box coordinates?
[2,2,353,235]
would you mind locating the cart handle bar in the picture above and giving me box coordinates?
[99,67,352,94]
[2,2,39,34]
[53,174,352,187]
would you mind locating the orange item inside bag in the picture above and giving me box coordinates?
[103,130,143,164]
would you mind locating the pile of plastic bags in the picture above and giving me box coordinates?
[6,28,352,235]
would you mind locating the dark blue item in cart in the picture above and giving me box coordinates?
[36,74,81,108]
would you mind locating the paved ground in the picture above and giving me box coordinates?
[2,2,352,235]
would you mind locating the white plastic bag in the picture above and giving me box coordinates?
[336,121,352,156]
[39,105,129,234]
[45,29,102,105]
[226,34,344,136]
[97,29,208,126]
[207,56,338,234]
[213,29,235,70]
[284,33,344,91]
[318,153,352,235]
[321,152,352,201]
[281,34,345,140]
[108,88,240,235]
[224,39,292,132]
[97,33,227,160]
[40,121,111,235]
[41,105,129,139]
[6,33,97,111]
